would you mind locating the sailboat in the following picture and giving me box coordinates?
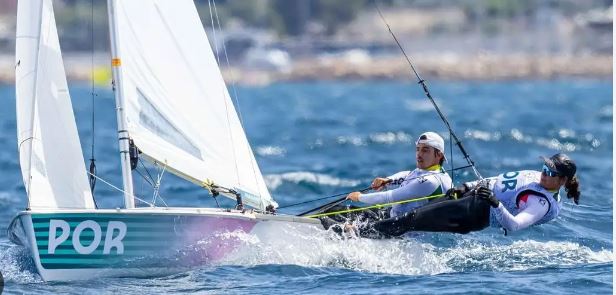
[9,0,318,281]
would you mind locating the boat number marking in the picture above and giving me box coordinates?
[48,220,127,255]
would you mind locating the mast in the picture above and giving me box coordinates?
[106,0,135,208]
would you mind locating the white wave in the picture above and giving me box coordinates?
[598,105,612,118]
[557,129,576,139]
[369,132,412,145]
[255,146,286,157]
[0,192,20,206]
[0,244,42,283]
[218,222,450,276]
[404,99,436,112]
[464,129,502,141]
[535,137,577,152]
[335,135,365,146]
[440,239,613,272]
[214,223,613,276]
[470,128,591,152]
[510,128,533,143]
[264,172,361,190]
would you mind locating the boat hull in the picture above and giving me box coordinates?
[8,208,318,281]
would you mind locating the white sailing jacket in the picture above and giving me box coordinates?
[359,167,452,217]
[476,170,562,231]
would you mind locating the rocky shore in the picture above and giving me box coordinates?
[225,53,612,85]
[0,53,611,86]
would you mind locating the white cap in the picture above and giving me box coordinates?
[415,132,447,161]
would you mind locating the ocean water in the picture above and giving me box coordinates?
[0,79,612,294]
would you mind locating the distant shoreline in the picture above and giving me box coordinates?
[1,53,611,86]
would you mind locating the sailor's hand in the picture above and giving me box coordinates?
[347,192,362,202]
[445,188,459,199]
[446,184,470,199]
[476,186,499,208]
[371,178,391,191]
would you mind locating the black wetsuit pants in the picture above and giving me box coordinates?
[366,193,492,237]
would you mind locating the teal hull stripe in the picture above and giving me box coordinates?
[36,241,171,248]
[32,219,178,223]
[41,257,127,265]
[33,221,178,229]
[38,248,167,255]
[34,229,179,237]
[31,213,194,219]
[41,264,133,269]
[39,249,146,256]
[39,254,141,259]
[36,235,170,243]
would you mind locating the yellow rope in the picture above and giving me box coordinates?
[305,193,446,218]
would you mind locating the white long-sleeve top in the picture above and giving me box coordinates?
[491,193,550,232]
[358,166,452,217]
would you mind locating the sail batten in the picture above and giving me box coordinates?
[15,0,95,209]
[109,0,276,210]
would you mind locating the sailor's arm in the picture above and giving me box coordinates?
[492,195,549,232]
[385,171,411,183]
[350,175,439,205]
[370,171,411,191]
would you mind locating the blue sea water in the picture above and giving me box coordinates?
[0,79,612,294]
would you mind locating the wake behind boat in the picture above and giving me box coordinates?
[9,0,317,281]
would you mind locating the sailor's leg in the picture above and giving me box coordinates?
[372,195,491,236]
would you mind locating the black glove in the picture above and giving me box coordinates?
[476,186,499,208]
[446,184,470,199]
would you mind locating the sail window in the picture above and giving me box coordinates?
[136,88,203,160]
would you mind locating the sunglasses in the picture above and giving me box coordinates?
[542,164,561,177]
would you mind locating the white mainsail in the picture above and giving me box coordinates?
[15,0,95,209]
[109,0,276,210]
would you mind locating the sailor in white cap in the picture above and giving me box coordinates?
[344,131,452,218]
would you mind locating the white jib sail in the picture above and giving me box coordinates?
[15,0,95,209]
[109,0,276,210]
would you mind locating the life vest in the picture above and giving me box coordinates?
[487,170,562,226]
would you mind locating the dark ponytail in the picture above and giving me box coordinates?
[565,175,580,205]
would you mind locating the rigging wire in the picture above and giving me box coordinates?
[282,164,473,213]
[207,0,243,190]
[134,167,154,187]
[150,163,169,207]
[449,132,455,185]
[210,0,266,204]
[212,194,221,208]
[304,193,446,219]
[138,157,156,186]
[132,159,169,207]
[374,1,482,180]
[297,186,372,217]
[87,172,154,207]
